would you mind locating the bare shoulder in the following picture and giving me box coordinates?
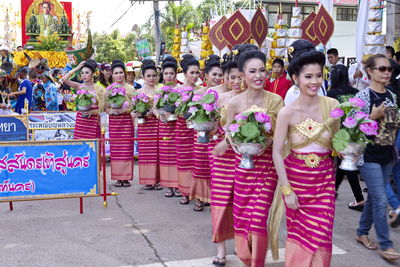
[277,105,293,118]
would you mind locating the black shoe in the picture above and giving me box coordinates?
[348,201,364,212]
[114,180,123,187]
[123,181,131,187]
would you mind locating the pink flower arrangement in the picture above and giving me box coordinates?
[131,92,152,114]
[331,97,379,152]
[255,112,271,123]
[106,83,127,108]
[187,89,220,123]
[229,123,240,133]
[74,85,96,108]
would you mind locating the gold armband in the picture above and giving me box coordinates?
[280,184,294,196]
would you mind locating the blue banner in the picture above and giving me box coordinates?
[0,116,28,141]
[0,140,99,202]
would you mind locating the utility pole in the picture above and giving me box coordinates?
[386,1,400,47]
[131,0,181,65]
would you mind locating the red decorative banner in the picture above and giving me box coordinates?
[301,12,319,46]
[313,5,334,45]
[208,16,228,51]
[221,10,251,47]
[21,0,72,45]
[250,7,268,47]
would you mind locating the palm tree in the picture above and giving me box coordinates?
[160,1,202,51]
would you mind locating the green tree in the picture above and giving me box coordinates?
[93,30,127,63]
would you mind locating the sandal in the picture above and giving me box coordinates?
[114,180,123,187]
[379,248,400,262]
[154,183,163,190]
[144,185,154,190]
[193,203,203,212]
[164,189,175,198]
[203,202,210,207]
[356,235,378,250]
[180,196,190,205]
[174,189,182,197]
[348,201,364,212]
[212,256,226,266]
[123,181,131,187]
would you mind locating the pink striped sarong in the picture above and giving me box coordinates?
[210,133,235,243]
[234,148,278,267]
[284,151,335,267]
[138,116,159,185]
[189,135,211,203]
[158,120,178,188]
[175,117,194,196]
[109,114,134,181]
[73,112,101,139]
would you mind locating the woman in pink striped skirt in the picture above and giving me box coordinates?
[106,60,136,187]
[211,56,245,265]
[273,40,340,267]
[134,60,161,190]
[156,57,180,197]
[61,60,104,139]
[221,47,284,267]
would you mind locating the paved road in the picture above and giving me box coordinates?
[1,162,399,267]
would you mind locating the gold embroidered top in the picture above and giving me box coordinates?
[288,96,340,150]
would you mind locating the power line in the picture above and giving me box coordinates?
[107,1,137,31]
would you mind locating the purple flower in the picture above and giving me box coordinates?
[343,117,357,128]
[161,85,171,92]
[182,86,194,92]
[355,111,368,120]
[188,106,198,114]
[206,89,219,101]
[264,122,272,132]
[142,97,149,103]
[138,93,147,99]
[154,94,161,101]
[111,92,117,97]
[255,112,270,123]
[235,114,248,121]
[229,123,240,133]
[122,101,130,109]
[349,97,366,108]
[202,103,215,112]
[330,108,344,118]
[192,94,203,102]
[181,93,191,102]
[360,121,379,136]
[163,94,169,100]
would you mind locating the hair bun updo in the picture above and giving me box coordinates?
[141,59,157,75]
[287,39,325,78]
[111,59,125,71]
[83,59,97,73]
[180,54,199,73]
[205,55,221,74]
[161,56,178,71]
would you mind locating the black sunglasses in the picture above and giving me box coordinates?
[372,66,393,73]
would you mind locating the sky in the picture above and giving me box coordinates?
[71,0,203,34]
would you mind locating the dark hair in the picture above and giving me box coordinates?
[287,39,325,77]
[98,71,112,87]
[272,58,284,68]
[181,54,199,73]
[42,1,51,8]
[82,59,97,73]
[28,68,38,79]
[161,56,177,72]
[388,58,400,92]
[330,65,351,91]
[237,50,266,72]
[394,51,400,62]
[364,54,388,79]
[111,59,125,72]
[386,46,395,58]
[205,55,221,74]
[141,59,156,76]
[327,48,338,56]
[19,67,28,75]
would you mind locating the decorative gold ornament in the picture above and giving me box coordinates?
[295,118,324,139]
[280,184,294,196]
[303,153,321,168]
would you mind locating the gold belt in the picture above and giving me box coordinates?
[292,152,330,168]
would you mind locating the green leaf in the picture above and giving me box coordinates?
[202,94,215,104]
[168,92,180,103]
[135,102,147,113]
[240,122,260,140]
[332,129,350,152]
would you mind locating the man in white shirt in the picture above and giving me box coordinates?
[348,62,370,91]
